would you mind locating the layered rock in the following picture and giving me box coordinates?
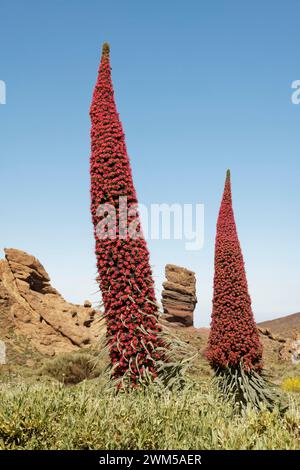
[162,264,197,327]
[0,248,103,357]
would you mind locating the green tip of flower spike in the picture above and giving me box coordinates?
[102,42,110,56]
[226,169,231,181]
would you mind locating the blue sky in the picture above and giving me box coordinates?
[1,0,300,326]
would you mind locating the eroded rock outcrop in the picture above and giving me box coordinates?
[257,327,300,364]
[0,249,103,357]
[162,264,197,327]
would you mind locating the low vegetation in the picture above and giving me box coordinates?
[282,377,300,394]
[0,363,299,450]
[37,351,106,385]
[1,330,299,450]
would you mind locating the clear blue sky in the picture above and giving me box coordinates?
[1,0,300,326]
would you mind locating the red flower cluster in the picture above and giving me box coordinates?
[90,44,165,385]
[207,170,263,371]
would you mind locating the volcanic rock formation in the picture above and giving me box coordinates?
[0,249,103,357]
[162,264,197,327]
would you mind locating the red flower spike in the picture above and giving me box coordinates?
[90,43,165,384]
[207,170,263,372]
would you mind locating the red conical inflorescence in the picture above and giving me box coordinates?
[207,170,263,372]
[90,43,164,385]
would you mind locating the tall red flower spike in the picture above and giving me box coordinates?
[207,170,263,372]
[90,43,164,386]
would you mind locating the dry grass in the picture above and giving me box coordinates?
[0,379,299,450]
[0,326,300,450]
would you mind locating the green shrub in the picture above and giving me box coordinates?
[38,351,105,385]
[0,381,299,450]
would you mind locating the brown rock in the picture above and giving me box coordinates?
[277,334,300,364]
[0,248,105,358]
[258,327,286,343]
[161,264,197,327]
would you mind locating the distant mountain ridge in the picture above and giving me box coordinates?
[259,312,300,339]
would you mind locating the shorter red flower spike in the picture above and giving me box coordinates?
[207,170,263,372]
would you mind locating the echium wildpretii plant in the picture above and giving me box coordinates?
[207,170,285,411]
[90,43,172,388]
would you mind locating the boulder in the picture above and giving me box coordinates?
[161,264,197,327]
[0,248,104,358]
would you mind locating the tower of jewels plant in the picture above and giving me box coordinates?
[207,170,284,410]
[90,43,167,387]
